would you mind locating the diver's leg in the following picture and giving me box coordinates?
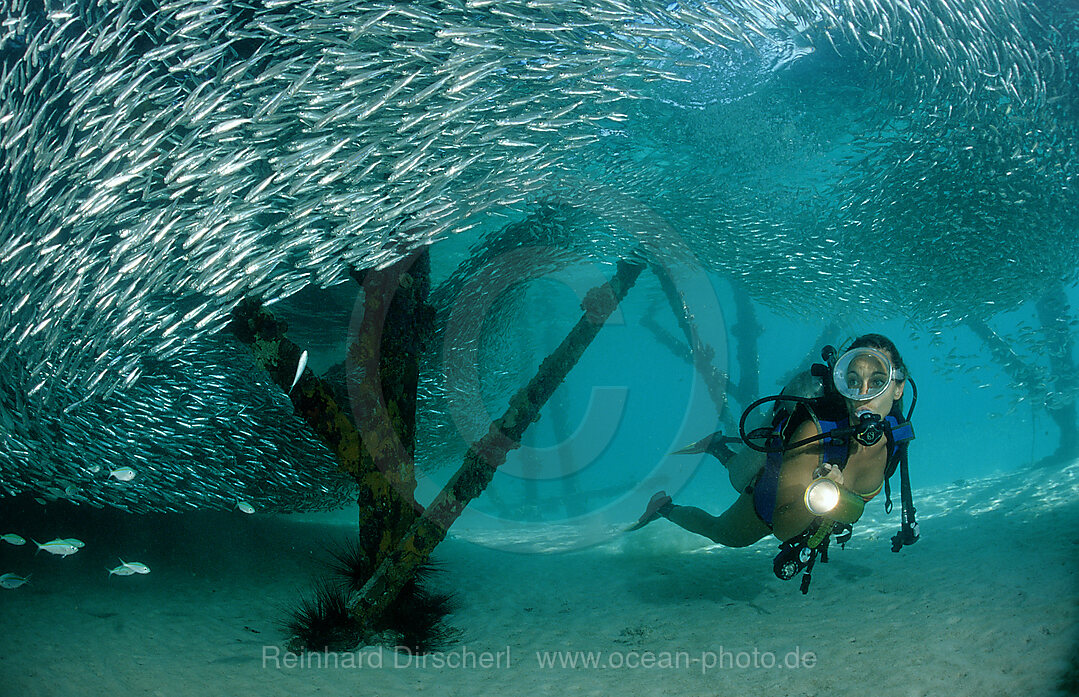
[665,492,770,548]
[671,433,765,494]
[726,450,766,493]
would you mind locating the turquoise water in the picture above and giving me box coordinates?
[0,0,1075,517]
[383,0,1079,544]
[0,1,1077,694]
[415,255,1077,542]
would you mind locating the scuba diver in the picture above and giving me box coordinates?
[629,334,919,593]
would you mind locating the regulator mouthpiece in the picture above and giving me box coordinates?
[853,410,886,446]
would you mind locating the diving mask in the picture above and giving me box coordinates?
[832,347,903,402]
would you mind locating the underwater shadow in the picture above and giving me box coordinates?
[615,545,772,609]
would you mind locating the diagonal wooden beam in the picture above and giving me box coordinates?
[229,248,435,567]
[349,257,645,630]
[649,262,732,427]
[229,297,370,480]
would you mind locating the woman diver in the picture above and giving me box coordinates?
[630,333,918,593]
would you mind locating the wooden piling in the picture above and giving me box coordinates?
[349,258,644,629]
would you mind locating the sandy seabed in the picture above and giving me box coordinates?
[1,462,1076,697]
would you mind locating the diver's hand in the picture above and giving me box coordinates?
[819,462,844,486]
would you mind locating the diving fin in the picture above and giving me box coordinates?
[670,431,741,463]
[625,491,673,532]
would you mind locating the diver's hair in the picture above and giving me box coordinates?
[847,333,908,381]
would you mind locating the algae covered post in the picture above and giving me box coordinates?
[349,257,646,631]
[229,248,435,573]
[346,250,436,562]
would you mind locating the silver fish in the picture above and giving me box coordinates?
[0,573,31,589]
[34,539,80,557]
[0,0,1068,519]
[108,560,150,576]
[288,351,308,394]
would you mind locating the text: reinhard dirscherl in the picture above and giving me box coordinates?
[262,646,817,674]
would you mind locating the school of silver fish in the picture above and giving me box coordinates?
[0,0,1074,512]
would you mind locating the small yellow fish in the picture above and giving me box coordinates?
[0,534,26,546]
[236,501,255,514]
[122,561,150,575]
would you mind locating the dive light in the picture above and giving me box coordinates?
[804,477,865,524]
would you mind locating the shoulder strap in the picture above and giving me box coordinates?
[883,415,915,483]
[886,415,915,445]
[815,417,850,469]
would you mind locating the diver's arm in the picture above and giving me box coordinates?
[772,421,823,542]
